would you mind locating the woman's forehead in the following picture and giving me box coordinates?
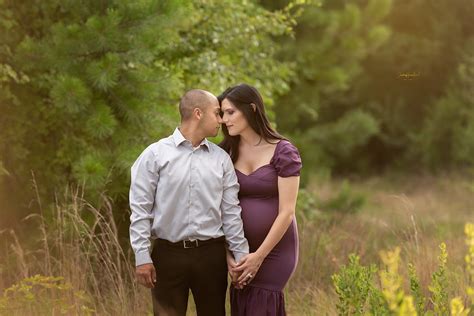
[221,99,236,110]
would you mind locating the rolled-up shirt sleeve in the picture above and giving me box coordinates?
[220,155,249,263]
[129,147,159,266]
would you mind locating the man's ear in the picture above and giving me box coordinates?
[194,107,202,120]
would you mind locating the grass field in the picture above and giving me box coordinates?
[287,172,473,315]
[1,172,473,315]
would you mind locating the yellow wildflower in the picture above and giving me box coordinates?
[398,296,417,316]
[450,297,470,316]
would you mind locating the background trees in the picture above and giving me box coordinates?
[1,0,473,225]
[2,2,473,313]
[0,0,296,223]
[270,0,474,175]
[271,0,392,175]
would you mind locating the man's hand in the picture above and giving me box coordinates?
[136,263,156,288]
[226,251,244,289]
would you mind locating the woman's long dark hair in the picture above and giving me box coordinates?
[218,83,285,162]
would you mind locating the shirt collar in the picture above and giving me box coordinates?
[172,127,210,151]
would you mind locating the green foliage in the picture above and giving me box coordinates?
[332,254,382,315]
[408,263,426,315]
[332,231,474,316]
[414,39,474,169]
[319,180,366,215]
[466,223,474,284]
[296,180,366,224]
[368,289,390,316]
[295,188,320,222]
[270,0,474,173]
[428,242,449,315]
[354,0,474,171]
[0,274,94,315]
[298,109,380,172]
[275,0,392,172]
[316,110,380,160]
[0,0,298,209]
[3,0,474,222]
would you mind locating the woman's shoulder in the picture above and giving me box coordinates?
[275,139,299,154]
[272,139,302,177]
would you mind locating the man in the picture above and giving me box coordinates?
[129,89,249,316]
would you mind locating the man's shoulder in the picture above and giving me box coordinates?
[208,143,235,169]
[142,135,174,155]
[208,142,230,158]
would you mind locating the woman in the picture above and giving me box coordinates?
[218,83,302,315]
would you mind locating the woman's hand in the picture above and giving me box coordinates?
[232,252,264,286]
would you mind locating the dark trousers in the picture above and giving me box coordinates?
[150,238,227,316]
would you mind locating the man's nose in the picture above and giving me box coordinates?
[218,116,224,124]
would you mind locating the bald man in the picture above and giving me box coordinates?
[129,89,249,316]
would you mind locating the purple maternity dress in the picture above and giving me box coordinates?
[230,140,302,316]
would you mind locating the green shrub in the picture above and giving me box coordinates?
[428,243,449,315]
[0,275,94,315]
[332,223,474,315]
[296,188,322,222]
[408,263,426,315]
[320,180,367,215]
[296,180,366,224]
[332,254,384,315]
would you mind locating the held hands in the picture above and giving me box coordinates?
[232,252,264,288]
[136,263,156,288]
[226,251,241,287]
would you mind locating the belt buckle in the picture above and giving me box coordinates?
[183,239,199,248]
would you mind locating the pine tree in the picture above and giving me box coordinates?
[415,39,474,168]
[0,0,298,216]
[273,0,392,175]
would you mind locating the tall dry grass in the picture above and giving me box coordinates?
[286,172,473,315]
[0,186,150,315]
[1,172,473,315]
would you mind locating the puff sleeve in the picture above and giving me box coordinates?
[273,141,302,177]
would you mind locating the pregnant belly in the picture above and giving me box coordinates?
[239,197,279,251]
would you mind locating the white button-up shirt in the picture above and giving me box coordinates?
[129,128,249,266]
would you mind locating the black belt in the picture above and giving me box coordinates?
[157,236,225,249]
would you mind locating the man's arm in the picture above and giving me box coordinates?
[129,146,159,267]
[220,155,249,263]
